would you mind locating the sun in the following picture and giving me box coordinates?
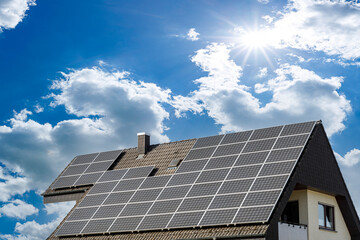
[241,30,270,49]
[233,27,277,67]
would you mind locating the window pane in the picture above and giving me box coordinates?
[326,206,334,230]
[318,204,325,227]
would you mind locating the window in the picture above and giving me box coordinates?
[281,201,299,224]
[318,203,335,230]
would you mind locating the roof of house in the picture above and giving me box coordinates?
[44,121,360,240]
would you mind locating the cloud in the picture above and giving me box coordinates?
[257,67,268,78]
[0,0,36,31]
[0,66,171,192]
[0,167,30,202]
[0,200,38,220]
[265,0,360,60]
[335,149,360,166]
[0,201,75,240]
[172,43,351,136]
[257,0,269,4]
[187,28,200,41]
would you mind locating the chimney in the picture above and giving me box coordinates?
[137,132,150,155]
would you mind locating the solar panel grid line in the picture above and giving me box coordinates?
[219,130,252,145]
[262,121,316,225]
[196,129,255,226]
[180,144,304,165]
[135,166,181,230]
[231,124,285,224]
[78,168,130,235]
[93,150,122,163]
[76,152,100,172]
[134,138,199,231]
[106,176,148,233]
[165,134,226,229]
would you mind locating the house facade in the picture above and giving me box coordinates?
[43,121,360,239]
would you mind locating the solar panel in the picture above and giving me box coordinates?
[259,161,296,176]
[129,188,162,203]
[139,175,171,189]
[250,126,282,140]
[193,135,224,149]
[226,165,261,180]
[120,202,152,217]
[103,191,135,205]
[84,160,113,173]
[200,208,238,225]
[138,214,173,230]
[242,190,281,206]
[123,166,154,179]
[82,218,115,234]
[72,153,98,165]
[220,130,252,145]
[167,172,199,186]
[184,147,216,161]
[242,138,276,153]
[281,121,315,136]
[67,207,98,221]
[51,150,124,189]
[114,178,144,191]
[205,155,238,170]
[251,175,289,191]
[74,172,103,186]
[176,159,208,173]
[233,206,273,223]
[235,151,269,166]
[62,164,89,176]
[266,147,302,163]
[93,204,124,219]
[274,134,309,149]
[148,199,182,214]
[55,121,316,236]
[51,175,79,189]
[93,150,122,162]
[213,142,245,157]
[88,181,118,195]
[167,211,204,228]
[109,217,143,232]
[98,169,127,182]
[56,220,88,236]
[178,196,213,212]
[187,182,222,197]
[196,168,229,183]
[218,179,254,194]
[78,194,108,207]
[158,185,191,200]
[209,193,245,209]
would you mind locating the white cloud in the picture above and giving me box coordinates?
[257,67,268,78]
[0,201,75,240]
[0,0,36,31]
[335,149,360,166]
[0,167,30,202]
[262,15,273,23]
[0,66,171,192]
[172,43,351,136]
[0,200,38,220]
[264,0,360,59]
[257,0,269,4]
[187,28,200,41]
[287,53,306,63]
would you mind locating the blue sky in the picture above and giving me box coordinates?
[0,0,360,238]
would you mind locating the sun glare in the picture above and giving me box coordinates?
[241,31,270,49]
[233,27,277,67]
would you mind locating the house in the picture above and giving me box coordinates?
[42,120,360,240]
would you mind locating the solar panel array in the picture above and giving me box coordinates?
[55,121,316,236]
[51,150,123,189]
